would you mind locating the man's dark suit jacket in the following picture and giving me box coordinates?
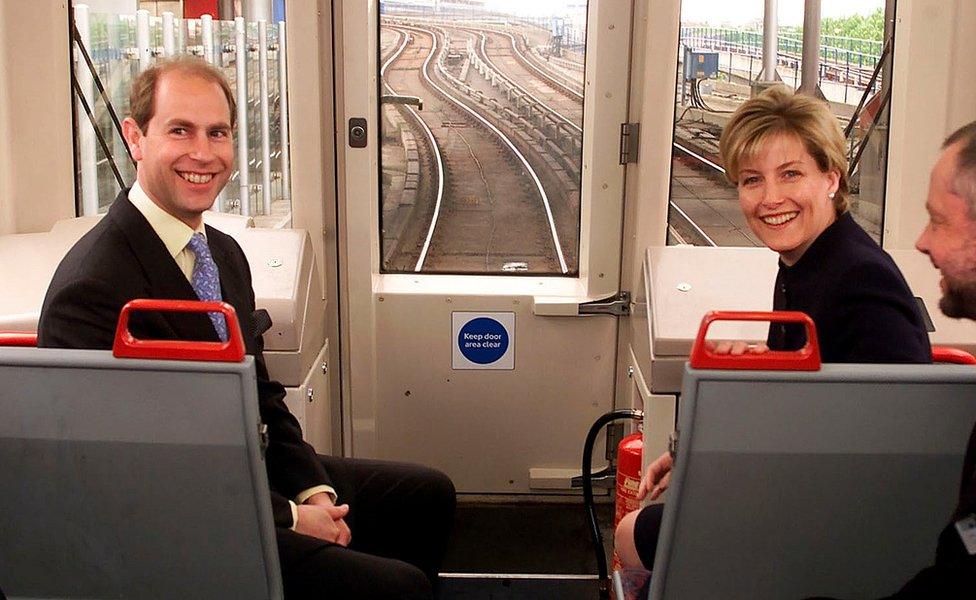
[886,422,976,598]
[37,190,330,527]
[767,212,932,364]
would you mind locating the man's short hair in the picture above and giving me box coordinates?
[719,85,850,215]
[128,56,236,132]
[944,122,976,219]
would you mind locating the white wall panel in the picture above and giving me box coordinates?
[0,1,74,234]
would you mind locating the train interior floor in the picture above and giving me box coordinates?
[438,500,614,599]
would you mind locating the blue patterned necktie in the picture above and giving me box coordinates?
[186,233,228,342]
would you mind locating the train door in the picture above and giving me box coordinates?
[336,1,634,494]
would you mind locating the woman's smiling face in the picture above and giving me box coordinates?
[736,133,841,265]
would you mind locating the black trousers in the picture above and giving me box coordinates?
[276,456,456,600]
[633,503,665,570]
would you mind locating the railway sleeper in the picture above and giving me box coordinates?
[468,55,568,134]
[380,202,417,266]
[539,152,565,176]
[441,61,579,192]
[403,174,419,192]
[511,124,574,170]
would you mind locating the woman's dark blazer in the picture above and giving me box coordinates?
[767,212,932,364]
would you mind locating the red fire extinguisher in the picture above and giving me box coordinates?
[582,408,643,598]
[611,431,643,571]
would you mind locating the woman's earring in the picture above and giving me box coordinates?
[828,192,836,199]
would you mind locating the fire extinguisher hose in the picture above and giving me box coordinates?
[582,408,643,597]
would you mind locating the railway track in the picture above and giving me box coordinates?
[502,30,585,98]
[498,24,721,248]
[383,20,728,251]
[460,27,582,182]
[381,24,569,273]
[669,141,725,247]
[474,30,582,133]
[380,28,445,272]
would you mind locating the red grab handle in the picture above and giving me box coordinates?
[932,346,976,365]
[689,311,821,371]
[0,332,37,347]
[112,299,245,362]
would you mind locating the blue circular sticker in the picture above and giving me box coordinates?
[458,318,509,364]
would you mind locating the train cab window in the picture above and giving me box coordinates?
[377,2,587,275]
[69,6,293,227]
[666,0,894,247]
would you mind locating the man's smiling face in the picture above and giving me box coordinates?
[916,142,976,319]
[123,70,234,229]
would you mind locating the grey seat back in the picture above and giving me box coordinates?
[0,347,282,600]
[650,364,976,600]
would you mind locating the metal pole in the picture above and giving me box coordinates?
[798,0,822,96]
[218,0,237,20]
[162,12,175,57]
[880,0,896,100]
[215,17,225,68]
[235,17,250,215]
[202,14,214,64]
[844,59,850,103]
[75,4,99,216]
[201,13,224,211]
[258,20,272,215]
[761,0,778,82]
[244,0,272,23]
[136,9,152,71]
[278,22,291,209]
[108,13,131,184]
[178,15,187,55]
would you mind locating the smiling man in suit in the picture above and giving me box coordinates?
[38,57,454,600]
[897,122,976,598]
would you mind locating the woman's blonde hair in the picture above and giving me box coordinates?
[719,85,849,214]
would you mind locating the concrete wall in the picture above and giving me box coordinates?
[86,0,139,14]
[287,0,341,451]
[0,1,75,234]
[884,0,976,249]
[137,1,183,17]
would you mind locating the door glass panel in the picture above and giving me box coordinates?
[666,1,893,247]
[377,2,588,274]
[70,9,292,227]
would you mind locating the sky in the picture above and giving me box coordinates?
[439,0,886,26]
[680,0,886,26]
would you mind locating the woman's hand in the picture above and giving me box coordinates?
[637,451,674,501]
[706,340,769,355]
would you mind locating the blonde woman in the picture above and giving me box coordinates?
[615,85,931,572]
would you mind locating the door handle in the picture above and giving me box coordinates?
[348,117,367,148]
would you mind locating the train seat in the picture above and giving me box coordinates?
[0,212,250,333]
[647,314,976,599]
[0,333,282,598]
[639,247,976,396]
[0,230,90,332]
